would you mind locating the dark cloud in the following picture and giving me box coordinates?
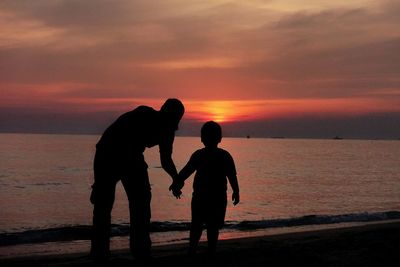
[0,107,118,135]
[274,8,368,29]
[2,107,399,140]
[238,38,400,98]
[0,0,173,29]
[220,113,400,140]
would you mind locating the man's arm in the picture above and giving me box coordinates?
[160,151,185,199]
[159,132,178,180]
[160,152,178,180]
[169,152,196,199]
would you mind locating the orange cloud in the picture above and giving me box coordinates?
[0,0,399,128]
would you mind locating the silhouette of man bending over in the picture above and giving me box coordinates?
[90,98,184,261]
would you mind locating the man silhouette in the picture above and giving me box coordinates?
[90,98,184,261]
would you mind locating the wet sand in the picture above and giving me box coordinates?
[1,221,399,267]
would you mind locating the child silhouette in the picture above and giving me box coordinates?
[172,121,240,255]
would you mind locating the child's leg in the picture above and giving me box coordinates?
[190,195,204,255]
[189,221,203,254]
[206,226,219,255]
[206,196,226,256]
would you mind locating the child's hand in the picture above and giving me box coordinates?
[232,191,240,205]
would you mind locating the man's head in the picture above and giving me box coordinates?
[160,98,185,130]
[201,121,222,147]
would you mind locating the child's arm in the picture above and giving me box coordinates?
[177,159,196,185]
[228,174,240,205]
[226,152,240,205]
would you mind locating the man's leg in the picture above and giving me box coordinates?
[122,167,152,259]
[90,180,117,260]
[90,152,118,260]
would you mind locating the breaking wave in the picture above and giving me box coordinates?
[1,210,399,246]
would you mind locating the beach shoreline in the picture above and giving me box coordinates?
[1,220,399,266]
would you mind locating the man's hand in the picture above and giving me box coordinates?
[232,191,240,206]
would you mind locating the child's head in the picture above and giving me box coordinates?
[201,121,222,147]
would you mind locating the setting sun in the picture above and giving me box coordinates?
[187,100,252,123]
[205,101,232,122]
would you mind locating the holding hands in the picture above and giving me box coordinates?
[169,179,184,199]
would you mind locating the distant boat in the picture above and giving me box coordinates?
[246,135,250,139]
[333,136,343,140]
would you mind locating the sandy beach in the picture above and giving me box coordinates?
[1,221,399,267]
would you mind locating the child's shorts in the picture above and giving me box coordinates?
[191,193,227,229]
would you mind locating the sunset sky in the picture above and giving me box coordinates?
[0,0,399,138]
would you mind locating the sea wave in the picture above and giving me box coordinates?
[1,211,399,246]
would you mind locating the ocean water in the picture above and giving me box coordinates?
[0,133,399,257]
